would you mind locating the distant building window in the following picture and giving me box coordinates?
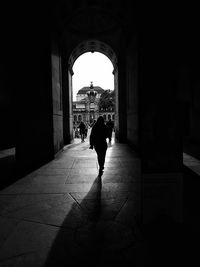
[77,104,85,108]
[90,103,95,108]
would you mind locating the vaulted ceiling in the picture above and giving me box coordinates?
[52,0,135,35]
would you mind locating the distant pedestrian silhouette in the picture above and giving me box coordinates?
[89,116,110,176]
[84,122,89,138]
[106,118,114,142]
[78,121,86,142]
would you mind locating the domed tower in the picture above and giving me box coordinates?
[86,82,97,102]
[86,82,98,123]
[73,83,105,124]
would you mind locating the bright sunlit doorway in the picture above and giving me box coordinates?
[69,41,118,143]
[69,45,118,142]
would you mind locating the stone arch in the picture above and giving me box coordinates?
[68,39,119,141]
[68,39,117,74]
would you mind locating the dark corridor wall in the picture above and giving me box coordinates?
[0,8,16,150]
[0,3,54,175]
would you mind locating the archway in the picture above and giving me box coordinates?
[67,39,119,144]
[72,51,114,135]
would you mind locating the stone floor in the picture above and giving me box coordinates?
[0,136,143,267]
[0,136,200,266]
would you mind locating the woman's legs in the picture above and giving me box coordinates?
[95,146,107,174]
[80,132,85,142]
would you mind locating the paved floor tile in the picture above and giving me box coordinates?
[0,184,26,195]
[0,221,63,260]
[0,217,19,249]
[1,194,72,217]
[68,168,98,175]
[0,195,18,214]
[32,175,68,184]
[0,247,50,267]
[35,169,70,176]
[66,174,99,184]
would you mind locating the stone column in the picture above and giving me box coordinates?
[15,31,54,177]
[139,30,183,224]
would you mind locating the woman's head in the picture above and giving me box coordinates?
[95,116,105,126]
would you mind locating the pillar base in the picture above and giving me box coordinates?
[142,172,183,224]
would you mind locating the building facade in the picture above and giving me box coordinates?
[73,82,115,125]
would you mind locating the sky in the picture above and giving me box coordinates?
[72,52,114,101]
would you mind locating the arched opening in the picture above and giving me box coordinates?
[67,40,118,144]
[71,51,114,139]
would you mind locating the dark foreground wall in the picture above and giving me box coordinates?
[0,16,16,150]
[2,4,55,176]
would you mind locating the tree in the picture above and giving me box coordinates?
[98,90,115,111]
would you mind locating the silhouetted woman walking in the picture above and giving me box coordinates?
[78,121,86,142]
[89,116,110,176]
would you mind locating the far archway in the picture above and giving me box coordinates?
[72,51,115,136]
[67,40,119,143]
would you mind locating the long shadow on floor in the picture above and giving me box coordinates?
[44,175,107,267]
[44,174,141,267]
[44,167,200,267]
